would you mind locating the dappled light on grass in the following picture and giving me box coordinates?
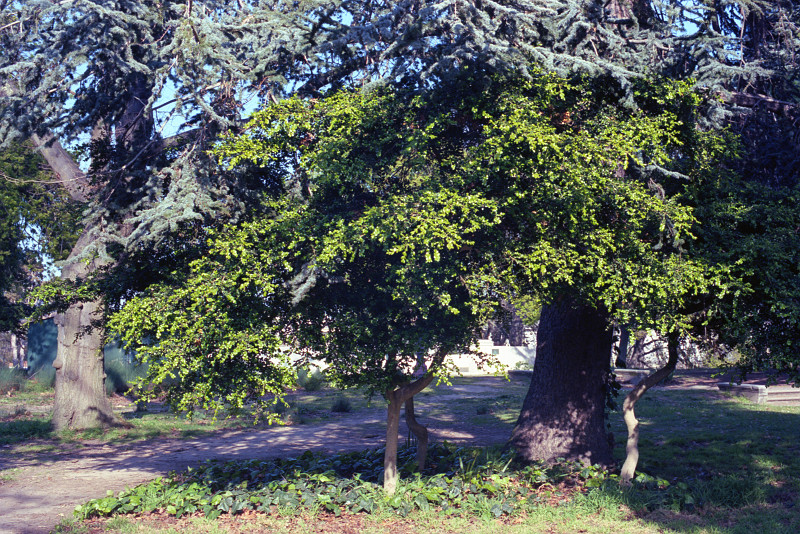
[608,390,800,532]
[5,375,800,534]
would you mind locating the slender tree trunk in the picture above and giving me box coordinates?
[511,300,614,467]
[630,334,646,368]
[383,373,434,494]
[616,325,630,368]
[384,388,403,495]
[405,396,429,471]
[50,231,116,431]
[620,331,680,485]
[10,333,20,368]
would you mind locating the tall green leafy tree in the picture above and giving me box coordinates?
[288,0,800,464]
[110,71,723,490]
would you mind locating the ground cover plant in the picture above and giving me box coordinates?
[75,444,611,520]
[58,381,800,534]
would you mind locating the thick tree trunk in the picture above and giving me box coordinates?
[511,300,614,467]
[29,131,117,431]
[405,396,429,471]
[51,231,115,431]
[620,331,679,485]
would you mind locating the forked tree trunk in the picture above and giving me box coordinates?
[405,396,429,470]
[511,300,614,467]
[383,373,434,494]
[51,232,116,431]
[620,331,680,485]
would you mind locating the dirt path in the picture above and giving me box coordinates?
[0,383,514,534]
[1,372,793,534]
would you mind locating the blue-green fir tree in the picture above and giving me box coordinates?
[0,0,358,430]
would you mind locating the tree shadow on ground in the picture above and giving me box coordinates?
[609,390,800,533]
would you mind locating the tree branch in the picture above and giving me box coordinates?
[29,132,89,203]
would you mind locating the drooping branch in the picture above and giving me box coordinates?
[728,92,797,116]
[620,331,680,486]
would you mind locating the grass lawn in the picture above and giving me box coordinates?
[33,376,800,534]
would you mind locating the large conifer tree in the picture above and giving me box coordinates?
[0,0,350,429]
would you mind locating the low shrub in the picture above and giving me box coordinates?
[331,396,352,413]
[0,367,26,395]
[28,365,56,389]
[105,360,148,396]
[297,367,326,392]
[270,400,290,416]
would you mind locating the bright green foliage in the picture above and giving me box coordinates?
[74,445,613,520]
[688,174,800,384]
[107,242,295,417]
[458,76,720,332]
[109,72,723,412]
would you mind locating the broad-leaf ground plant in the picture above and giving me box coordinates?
[110,70,726,492]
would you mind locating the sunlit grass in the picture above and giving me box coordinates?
[10,375,800,534]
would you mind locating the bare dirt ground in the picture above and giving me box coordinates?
[0,372,795,534]
[0,379,516,534]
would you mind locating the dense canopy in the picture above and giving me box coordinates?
[109,71,724,413]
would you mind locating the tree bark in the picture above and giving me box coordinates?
[383,373,434,494]
[620,331,679,485]
[28,132,117,431]
[405,396,429,471]
[384,388,403,495]
[10,333,20,368]
[511,300,614,467]
[50,230,116,431]
[616,325,630,368]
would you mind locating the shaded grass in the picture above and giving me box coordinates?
[10,375,800,534]
[63,379,800,534]
[0,414,52,445]
[0,373,55,408]
[609,390,800,512]
[0,410,267,449]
